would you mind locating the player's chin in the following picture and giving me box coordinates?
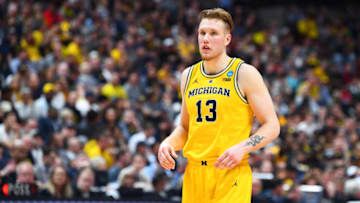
[200,54,212,60]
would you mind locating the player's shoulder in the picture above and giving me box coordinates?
[238,63,258,74]
[181,67,191,80]
[181,60,202,77]
[237,63,262,80]
[189,60,202,67]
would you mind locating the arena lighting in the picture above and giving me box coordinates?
[2,183,9,196]
[299,185,323,193]
[252,172,274,180]
[0,183,38,196]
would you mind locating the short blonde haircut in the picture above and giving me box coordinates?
[199,8,234,32]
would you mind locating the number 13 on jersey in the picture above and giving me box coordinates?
[195,99,217,122]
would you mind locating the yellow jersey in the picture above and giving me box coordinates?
[84,139,114,169]
[183,58,254,162]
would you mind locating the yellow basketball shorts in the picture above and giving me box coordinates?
[182,159,252,203]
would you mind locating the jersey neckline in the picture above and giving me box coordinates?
[200,57,236,78]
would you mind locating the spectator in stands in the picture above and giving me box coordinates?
[84,131,114,169]
[118,153,153,192]
[251,178,266,203]
[108,149,132,183]
[44,165,73,199]
[124,72,144,104]
[0,111,20,148]
[33,83,56,119]
[14,87,36,121]
[146,172,169,200]
[118,172,144,200]
[13,161,50,198]
[16,161,35,184]
[118,109,142,140]
[128,122,156,154]
[90,156,108,187]
[22,118,38,137]
[73,167,104,199]
[63,136,82,162]
[101,73,127,100]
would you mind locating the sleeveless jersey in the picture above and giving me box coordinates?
[183,58,254,162]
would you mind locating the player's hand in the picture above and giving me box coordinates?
[214,144,245,170]
[158,142,178,170]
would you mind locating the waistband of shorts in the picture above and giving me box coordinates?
[187,158,248,167]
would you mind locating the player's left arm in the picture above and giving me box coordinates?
[215,63,280,169]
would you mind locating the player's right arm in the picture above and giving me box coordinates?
[158,68,190,170]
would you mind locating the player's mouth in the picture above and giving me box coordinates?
[201,45,211,52]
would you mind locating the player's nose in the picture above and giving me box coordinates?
[203,33,210,41]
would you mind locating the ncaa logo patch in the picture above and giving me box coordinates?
[227,71,234,77]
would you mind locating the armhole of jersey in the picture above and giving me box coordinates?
[234,62,249,104]
[183,65,194,96]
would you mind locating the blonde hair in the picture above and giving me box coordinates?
[45,166,73,198]
[199,8,234,32]
[45,181,73,198]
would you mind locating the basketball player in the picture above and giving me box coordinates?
[158,8,280,203]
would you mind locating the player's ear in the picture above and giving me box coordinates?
[225,33,231,46]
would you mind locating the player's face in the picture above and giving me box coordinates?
[198,18,231,61]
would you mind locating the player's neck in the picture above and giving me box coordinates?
[203,53,231,75]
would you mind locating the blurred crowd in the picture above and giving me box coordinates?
[0,0,360,202]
